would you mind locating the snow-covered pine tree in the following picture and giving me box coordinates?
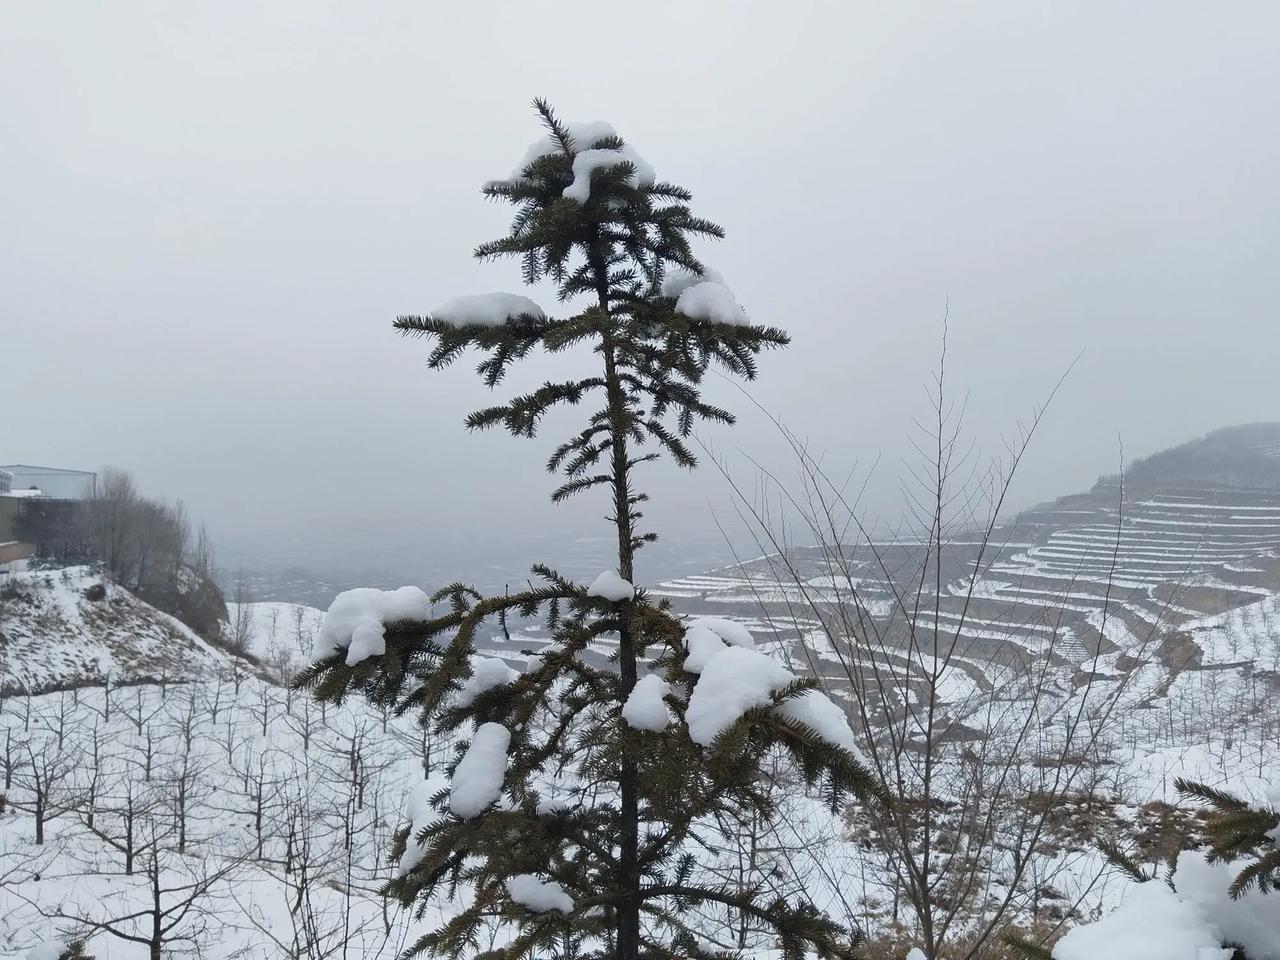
[295,100,884,960]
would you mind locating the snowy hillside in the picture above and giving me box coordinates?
[1,567,1276,957]
[224,599,325,676]
[1,594,420,959]
[0,567,228,696]
[0,599,872,960]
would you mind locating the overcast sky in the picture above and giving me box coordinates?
[3,1,1278,583]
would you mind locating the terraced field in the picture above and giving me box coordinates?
[464,424,1280,728]
[645,425,1280,708]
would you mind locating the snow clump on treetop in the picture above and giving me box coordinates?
[587,570,634,602]
[314,586,432,666]
[493,119,656,203]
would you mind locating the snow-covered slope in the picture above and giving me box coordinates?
[0,567,229,695]
[0,599,868,960]
[224,599,324,670]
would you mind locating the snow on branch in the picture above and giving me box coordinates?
[775,690,865,757]
[1175,850,1280,959]
[1268,783,1280,847]
[688,616,754,649]
[660,266,724,299]
[507,873,575,914]
[586,570,634,602]
[431,292,546,327]
[398,773,450,876]
[686,647,792,745]
[661,265,750,325]
[621,674,672,732]
[682,617,754,674]
[686,646,866,763]
[675,280,750,326]
[1052,878,1231,960]
[456,656,518,708]
[313,585,432,666]
[564,147,654,203]
[449,722,510,819]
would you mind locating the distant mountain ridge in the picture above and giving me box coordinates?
[1104,422,1280,493]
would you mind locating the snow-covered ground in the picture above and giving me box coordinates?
[0,594,868,959]
[0,676,447,960]
[3,574,1278,958]
[224,599,324,664]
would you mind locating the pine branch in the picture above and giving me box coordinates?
[1096,838,1153,884]
[1000,930,1054,960]
[1175,777,1280,897]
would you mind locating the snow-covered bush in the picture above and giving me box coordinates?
[1010,779,1280,960]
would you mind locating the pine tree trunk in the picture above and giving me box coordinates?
[594,253,642,960]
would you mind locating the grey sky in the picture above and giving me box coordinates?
[3,1,1278,582]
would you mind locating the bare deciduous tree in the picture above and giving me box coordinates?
[712,346,1167,958]
[10,730,82,845]
[228,576,256,655]
[47,831,240,960]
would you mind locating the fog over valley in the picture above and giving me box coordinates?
[4,2,1279,591]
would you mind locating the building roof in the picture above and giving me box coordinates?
[0,464,97,477]
[1,488,47,498]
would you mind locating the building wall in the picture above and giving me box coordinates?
[0,498,20,543]
[0,465,96,500]
[0,540,33,565]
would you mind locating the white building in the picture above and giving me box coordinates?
[0,464,97,500]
